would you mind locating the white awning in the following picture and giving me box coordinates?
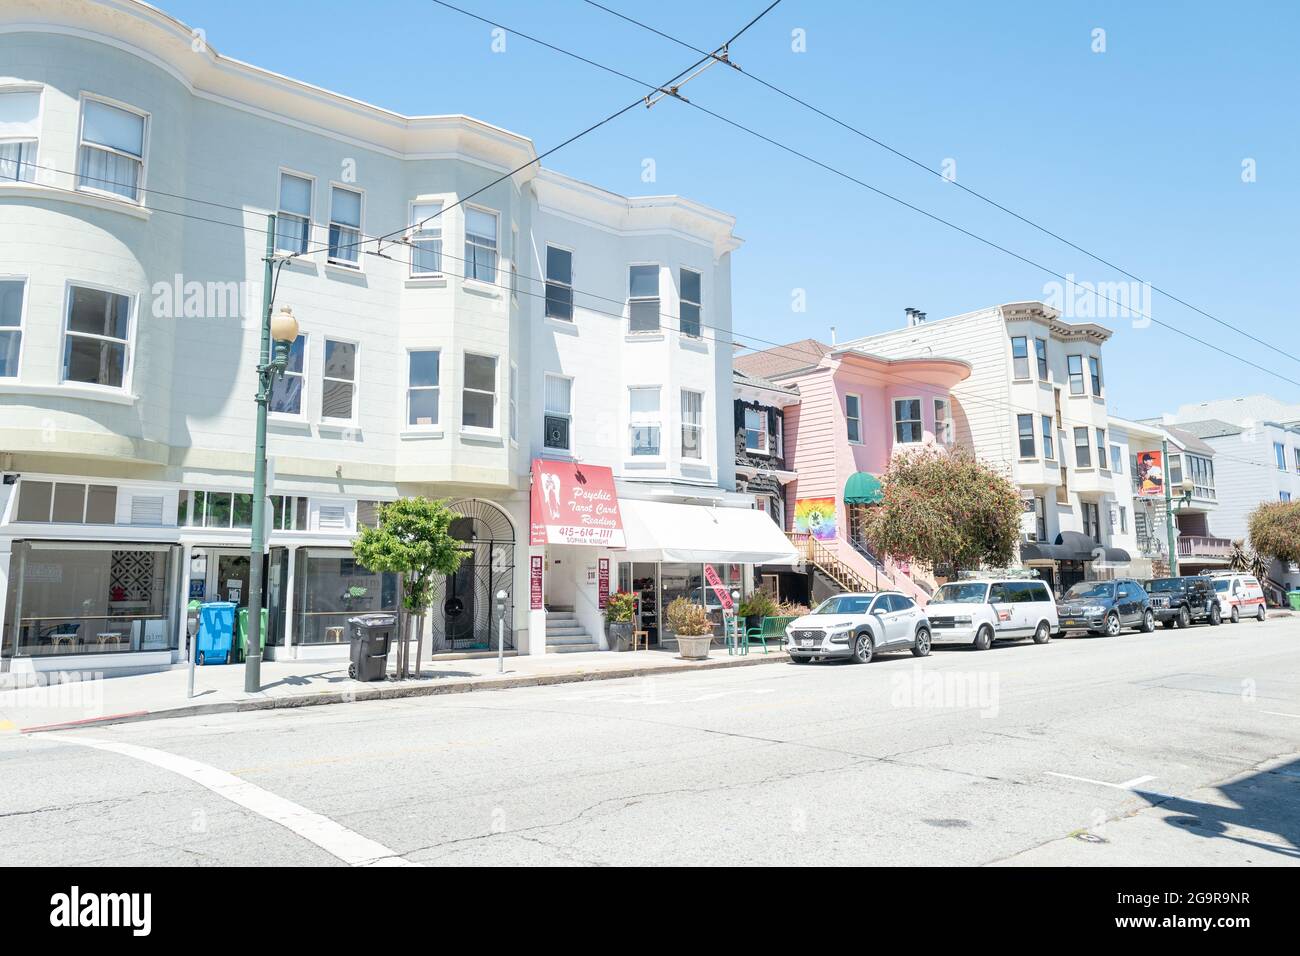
[618,499,799,565]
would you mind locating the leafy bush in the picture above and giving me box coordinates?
[604,590,637,624]
[737,588,778,619]
[1248,501,1300,565]
[666,596,713,636]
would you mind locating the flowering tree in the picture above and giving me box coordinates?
[1247,500,1300,567]
[861,448,1022,576]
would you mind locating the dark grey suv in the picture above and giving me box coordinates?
[1056,579,1155,637]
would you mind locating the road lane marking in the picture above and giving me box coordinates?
[50,736,419,867]
[1262,711,1300,719]
[1044,771,1157,791]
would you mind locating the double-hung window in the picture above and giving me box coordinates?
[1067,355,1085,395]
[545,246,573,320]
[679,268,702,338]
[629,387,661,456]
[1089,356,1103,395]
[328,186,362,267]
[681,389,704,459]
[894,398,922,443]
[1041,415,1054,460]
[1074,426,1091,467]
[0,89,40,183]
[934,398,953,445]
[276,172,312,254]
[407,350,440,426]
[321,339,357,422]
[0,279,24,378]
[409,201,443,276]
[1011,336,1030,379]
[462,353,497,430]
[1083,502,1101,543]
[1034,497,1047,542]
[845,394,862,443]
[1017,414,1036,458]
[1096,428,1107,469]
[1035,338,1048,379]
[628,265,660,333]
[544,374,572,452]
[744,407,768,453]
[269,334,306,416]
[63,285,131,388]
[1275,442,1287,471]
[464,207,498,282]
[1110,444,1123,474]
[77,97,146,202]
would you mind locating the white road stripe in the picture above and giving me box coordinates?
[1262,711,1300,719]
[52,736,419,867]
[1044,771,1157,791]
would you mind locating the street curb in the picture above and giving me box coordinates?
[22,651,789,733]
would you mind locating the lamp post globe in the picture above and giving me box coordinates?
[270,304,299,343]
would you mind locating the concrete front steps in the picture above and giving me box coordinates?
[545,608,600,653]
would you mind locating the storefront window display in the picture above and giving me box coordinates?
[293,547,398,645]
[616,561,745,643]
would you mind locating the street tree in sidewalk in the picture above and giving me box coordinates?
[352,497,466,678]
[861,448,1022,578]
[1247,500,1300,572]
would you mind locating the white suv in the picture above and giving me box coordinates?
[926,579,1058,650]
[785,591,931,664]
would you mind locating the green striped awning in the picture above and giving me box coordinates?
[844,472,884,505]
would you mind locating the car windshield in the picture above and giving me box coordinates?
[934,583,989,604]
[812,595,873,615]
[1213,580,1230,592]
[1148,579,1185,592]
[1064,582,1114,600]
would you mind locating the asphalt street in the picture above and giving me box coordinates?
[3,616,1298,866]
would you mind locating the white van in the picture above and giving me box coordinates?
[1205,572,1267,623]
[926,579,1059,650]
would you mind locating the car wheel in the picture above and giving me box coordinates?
[911,627,932,657]
[1177,607,1190,629]
[1230,606,1240,624]
[1257,605,1267,622]
[1032,621,1052,644]
[851,632,874,664]
[973,625,993,651]
[1105,612,1121,637]
[1140,609,1155,633]
[1209,604,1221,626]
[347,662,357,679]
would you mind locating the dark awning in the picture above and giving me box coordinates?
[844,471,884,505]
[1021,535,1132,564]
[1021,542,1073,561]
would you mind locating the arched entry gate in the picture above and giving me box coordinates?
[430,499,515,652]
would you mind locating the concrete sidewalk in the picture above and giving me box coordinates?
[0,646,789,733]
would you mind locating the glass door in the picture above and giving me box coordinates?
[631,562,658,644]
[210,552,251,609]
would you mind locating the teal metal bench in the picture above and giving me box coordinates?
[745,615,796,655]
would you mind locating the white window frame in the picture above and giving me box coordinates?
[461,351,499,434]
[681,388,704,460]
[463,204,499,284]
[60,279,136,393]
[0,274,28,379]
[933,397,953,445]
[628,386,662,458]
[405,347,441,429]
[679,266,702,338]
[545,243,574,321]
[327,182,364,269]
[1067,354,1085,395]
[1074,426,1092,468]
[1110,444,1123,474]
[268,332,308,421]
[1096,428,1108,470]
[274,168,314,255]
[0,85,43,185]
[744,406,768,454]
[1041,415,1055,460]
[76,93,148,204]
[845,393,862,444]
[627,263,661,334]
[1034,337,1049,380]
[320,336,359,425]
[1011,336,1030,380]
[1017,414,1036,459]
[1089,355,1103,395]
[407,198,444,277]
[893,396,923,444]
[543,372,573,454]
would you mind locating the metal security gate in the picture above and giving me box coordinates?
[430,499,515,652]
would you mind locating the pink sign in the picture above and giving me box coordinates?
[530,459,626,548]
[598,558,610,609]
[530,556,543,610]
[705,564,734,611]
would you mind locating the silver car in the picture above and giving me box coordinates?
[785,591,932,664]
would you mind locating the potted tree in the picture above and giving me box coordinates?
[667,596,713,660]
[604,590,637,652]
[737,588,778,633]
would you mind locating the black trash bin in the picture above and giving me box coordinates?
[348,613,397,681]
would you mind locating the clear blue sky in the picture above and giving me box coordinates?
[161,0,1299,419]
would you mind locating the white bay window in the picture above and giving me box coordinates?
[78,97,146,202]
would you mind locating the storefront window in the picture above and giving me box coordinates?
[5,542,179,656]
[293,547,398,644]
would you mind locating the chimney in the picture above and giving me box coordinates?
[830,325,837,345]
[905,307,927,327]
[916,311,927,324]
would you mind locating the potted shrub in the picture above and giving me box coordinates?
[666,596,713,660]
[737,588,779,633]
[604,590,637,652]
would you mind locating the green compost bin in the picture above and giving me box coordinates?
[1288,591,1300,612]
[236,607,269,662]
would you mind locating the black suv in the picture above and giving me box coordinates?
[1057,578,1155,637]
[1145,576,1221,628]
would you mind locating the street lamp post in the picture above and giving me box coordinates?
[1161,437,1195,578]
[245,216,299,693]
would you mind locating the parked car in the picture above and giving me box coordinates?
[1144,576,1221,628]
[1056,579,1155,637]
[1204,572,1268,623]
[785,591,931,664]
[926,578,1057,650]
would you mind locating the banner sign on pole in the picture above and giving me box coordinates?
[598,558,610,609]
[704,564,734,611]
[530,556,544,610]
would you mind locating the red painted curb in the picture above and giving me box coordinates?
[20,710,151,733]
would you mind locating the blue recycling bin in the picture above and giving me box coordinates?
[196,601,236,665]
